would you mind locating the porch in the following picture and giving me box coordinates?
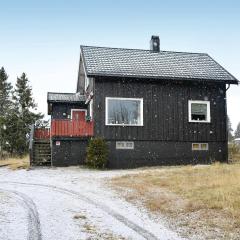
[30,119,93,166]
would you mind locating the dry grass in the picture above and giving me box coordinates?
[111,163,240,239]
[0,155,29,170]
[230,153,240,164]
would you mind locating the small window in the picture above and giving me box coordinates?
[116,141,134,149]
[192,143,209,151]
[106,97,143,126]
[200,143,208,150]
[189,100,210,123]
[192,143,200,150]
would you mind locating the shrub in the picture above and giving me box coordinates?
[86,138,108,169]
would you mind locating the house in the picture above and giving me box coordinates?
[30,36,239,168]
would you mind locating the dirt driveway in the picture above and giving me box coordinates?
[0,167,183,240]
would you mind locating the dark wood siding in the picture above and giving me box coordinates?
[93,77,227,142]
[52,138,88,166]
[106,141,227,169]
[51,103,87,120]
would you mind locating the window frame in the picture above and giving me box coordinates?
[116,141,134,149]
[105,97,144,126]
[188,100,211,123]
[71,109,87,120]
[192,143,209,151]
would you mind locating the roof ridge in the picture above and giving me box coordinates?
[80,45,208,56]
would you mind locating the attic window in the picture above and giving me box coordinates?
[105,97,143,126]
[188,100,210,123]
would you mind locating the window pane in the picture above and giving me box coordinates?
[126,142,134,148]
[201,143,208,150]
[192,143,200,150]
[191,103,207,121]
[116,142,125,149]
[108,99,141,125]
[116,141,134,149]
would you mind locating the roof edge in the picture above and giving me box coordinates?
[80,45,89,76]
[206,54,239,83]
[87,73,239,84]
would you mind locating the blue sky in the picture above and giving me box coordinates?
[0,0,239,130]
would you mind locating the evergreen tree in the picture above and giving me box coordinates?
[227,115,233,141]
[11,73,43,155]
[0,67,12,115]
[234,122,240,138]
[0,67,13,158]
[86,138,108,169]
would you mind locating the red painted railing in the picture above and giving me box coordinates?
[51,119,94,137]
[34,128,50,139]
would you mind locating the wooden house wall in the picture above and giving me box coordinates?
[93,77,227,142]
[106,141,227,168]
[52,138,88,166]
[51,103,87,119]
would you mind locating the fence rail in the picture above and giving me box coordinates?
[51,119,93,137]
[34,128,51,139]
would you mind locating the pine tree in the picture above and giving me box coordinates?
[0,67,13,158]
[11,73,43,155]
[234,122,240,138]
[227,115,233,141]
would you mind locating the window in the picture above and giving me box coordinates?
[106,97,143,126]
[116,141,134,149]
[188,100,210,123]
[192,143,209,151]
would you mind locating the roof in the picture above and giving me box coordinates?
[47,92,86,103]
[81,45,238,84]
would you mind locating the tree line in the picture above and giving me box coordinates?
[0,67,43,158]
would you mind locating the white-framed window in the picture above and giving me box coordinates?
[116,141,134,149]
[105,97,143,126]
[192,143,209,151]
[188,100,210,123]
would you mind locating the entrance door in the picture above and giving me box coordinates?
[71,110,86,121]
[71,110,86,136]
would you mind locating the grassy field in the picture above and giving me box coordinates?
[111,162,240,239]
[0,155,29,170]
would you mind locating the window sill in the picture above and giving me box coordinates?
[105,124,143,127]
[189,120,211,123]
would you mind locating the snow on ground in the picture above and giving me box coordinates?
[0,167,184,240]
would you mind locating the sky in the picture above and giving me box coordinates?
[0,0,239,130]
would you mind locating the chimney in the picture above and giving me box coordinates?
[150,35,160,52]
